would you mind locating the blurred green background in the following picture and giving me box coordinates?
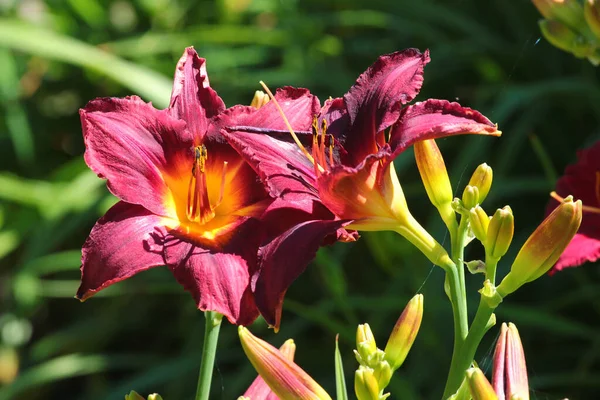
[1,0,600,399]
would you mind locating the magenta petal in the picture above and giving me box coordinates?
[551,232,600,272]
[81,96,189,218]
[254,219,348,330]
[389,99,500,156]
[164,219,262,325]
[77,202,167,300]
[169,47,226,143]
[341,49,430,165]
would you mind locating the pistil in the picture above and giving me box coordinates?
[187,145,215,224]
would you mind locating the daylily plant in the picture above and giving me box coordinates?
[546,139,600,271]
[223,48,500,328]
[77,47,272,325]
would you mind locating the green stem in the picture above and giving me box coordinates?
[443,301,495,398]
[195,311,223,400]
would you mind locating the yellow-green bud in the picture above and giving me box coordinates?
[462,185,480,210]
[585,0,600,39]
[0,347,18,385]
[355,366,380,400]
[250,90,270,109]
[466,368,498,400]
[539,19,593,58]
[497,196,582,297]
[384,294,423,371]
[533,0,586,30]
[356,323,378,363]
[486,206,514,260]
[468,163,493,205]
[125,391,145,400]
[147,395,163,400]
[374,360,393,389]
[469,206,490,243]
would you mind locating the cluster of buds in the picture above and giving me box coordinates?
[532,0,600,65]
[465,323,529,400]
[354,295,423,400]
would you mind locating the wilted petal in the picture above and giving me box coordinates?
[169,47,225,143]
[76,202,169,300]
[547,141,600,271]
[389,99,500,157]
[254,219,349,330]
[81,96,189,218]
[341,49,430,165]
[164,218,262,325]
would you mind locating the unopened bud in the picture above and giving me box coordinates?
[497,196,582,297]
[585,0,600,39]
[239,327,332,400]
[469,206,490,243]
[242,339,296,399]
[462,185,480,209]
[250,90,270,109]
[0,347,18,385]
[414,139,453,208]
[533,0,586,30]
[355,367,380,400]
[125,391,145,400]
[468,163,493,204]
[486,206,514,260]
[466,368,498,400]
[147,395,163,400]
[356,323,378,363]
[539,19,593,58]
[374,360,393,389]
[492,323,529,400]
[384,294,423,371]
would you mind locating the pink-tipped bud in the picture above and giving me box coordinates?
[468,163,493,205]
[383,294,423,371]
[355,366,380,400]
[492,323,529,400]
[497,196,582,297]
[466,368,498,400]
[250,90,270,109]
[462,185,480,210]
[470,206,490,243]
[242,339,296,400]
[486,206,514,260]
[585,0,600,38]
[238,327,332,400]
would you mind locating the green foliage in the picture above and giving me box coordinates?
[1,0,600,399]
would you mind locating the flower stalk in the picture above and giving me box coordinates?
[195,311,223,400]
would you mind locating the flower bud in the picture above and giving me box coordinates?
[242,339,296,400]
[469,206,490,243]
[466,367,498,400]
[539,19,593,58]
[239,326,332,400]
[468,163,493,204]
[533,0,586,30]
[0,347,18,385]
[414,139,453,208]
[147,395,163,400]
[486,206,514,260]
[384,294,423,371]
[355,366,380,400]
[462,185,480,210]
[497,196,582,297]
[250,90,270,109]
[125,391,145,400]
[356,323,378,364]
[585,0,600,39]
[492,323,529,400]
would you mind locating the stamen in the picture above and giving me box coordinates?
[259,81,323,173]
[550,191,600,215]
[328,135,334,166]
[186,145,215,223]
[217,161,228,207]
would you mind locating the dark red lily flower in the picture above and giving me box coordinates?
[546,140,600,272]
[77,47,272,325]
[223,49,500,329]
